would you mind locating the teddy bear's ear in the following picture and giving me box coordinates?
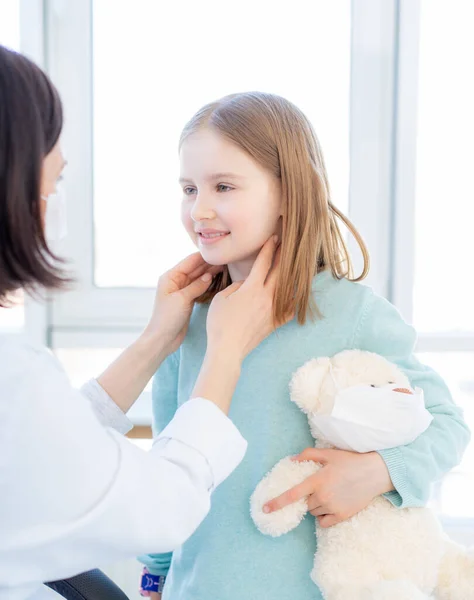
[289,357,332,414]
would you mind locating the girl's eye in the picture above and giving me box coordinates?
[183,186,197,196]
[217,184,233,192]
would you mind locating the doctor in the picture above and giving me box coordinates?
[0,45,284,599]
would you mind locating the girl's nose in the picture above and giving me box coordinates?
[190,193,216,222]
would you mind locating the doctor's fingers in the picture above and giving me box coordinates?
[186,261,222,283]
[244,236,278,288]
[164,252,222,289]
[173,260,222,291]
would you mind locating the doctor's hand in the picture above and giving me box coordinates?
[262,448,394,528]
[206,235,286,363]
[98,253,220,413]
[145,253,221,355]
[191,236,291,414]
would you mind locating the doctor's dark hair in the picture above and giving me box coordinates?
[0,45,70,306]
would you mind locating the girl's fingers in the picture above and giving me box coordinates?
[318,514,340,528]
[292,448,330,465]
[263,474,319,513]
[308,504,326,517]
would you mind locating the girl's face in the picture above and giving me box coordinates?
[180,129,282,281]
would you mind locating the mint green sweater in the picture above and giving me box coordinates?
[139,272,470,599]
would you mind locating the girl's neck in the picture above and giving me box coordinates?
[227,257,257,282]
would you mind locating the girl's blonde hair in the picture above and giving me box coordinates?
[180,92,369,324]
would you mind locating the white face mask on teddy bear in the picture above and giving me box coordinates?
[290,351,433,453]
[307,379,431,453]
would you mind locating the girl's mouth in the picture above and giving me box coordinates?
[198,231,230,245]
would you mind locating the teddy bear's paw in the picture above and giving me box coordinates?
[250,456,319,537]
[359,580,433,600]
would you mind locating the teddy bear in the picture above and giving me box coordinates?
[251,349,473,600]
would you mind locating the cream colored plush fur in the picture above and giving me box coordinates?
[250,350,474,599]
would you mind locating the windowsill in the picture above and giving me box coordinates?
[439,515,474,546]
[439,515,474,529]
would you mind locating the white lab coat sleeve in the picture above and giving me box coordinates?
[0,342,247,592]
[80,378,133,434]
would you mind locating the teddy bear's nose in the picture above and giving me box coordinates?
[392,387,413,395]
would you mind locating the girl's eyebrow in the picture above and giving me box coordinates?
[207,172,244,181]
[179,172,245,184]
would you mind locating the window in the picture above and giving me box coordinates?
[45,0,474,524]
[0,0,20,50]
[410,0,474,523]
[413,0,474,333]
[92,0,351,288]
[47,0,363,331]
[55,345,152,426]
[48,1,395,437]
[46,0,414,425]
[419,352,474,519]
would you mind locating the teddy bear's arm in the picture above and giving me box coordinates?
[250,456,320,537]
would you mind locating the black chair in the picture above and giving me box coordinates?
[45,569,130,600]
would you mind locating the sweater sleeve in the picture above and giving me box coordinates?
[352,289,471,508]
[138,351,180,577]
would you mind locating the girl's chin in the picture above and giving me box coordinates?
[201,252,260,267]
[197,237,263,267]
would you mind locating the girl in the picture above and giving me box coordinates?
[139,92,470,600]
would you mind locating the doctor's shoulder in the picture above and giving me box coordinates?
[0,333,61,384]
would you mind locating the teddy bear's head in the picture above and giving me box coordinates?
[289,350,412,446]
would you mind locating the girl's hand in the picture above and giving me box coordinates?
[145,253,221,354]
[263,448,394,528]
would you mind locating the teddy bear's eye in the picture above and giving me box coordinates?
[370,384,376,388]
[388,381,394,384]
